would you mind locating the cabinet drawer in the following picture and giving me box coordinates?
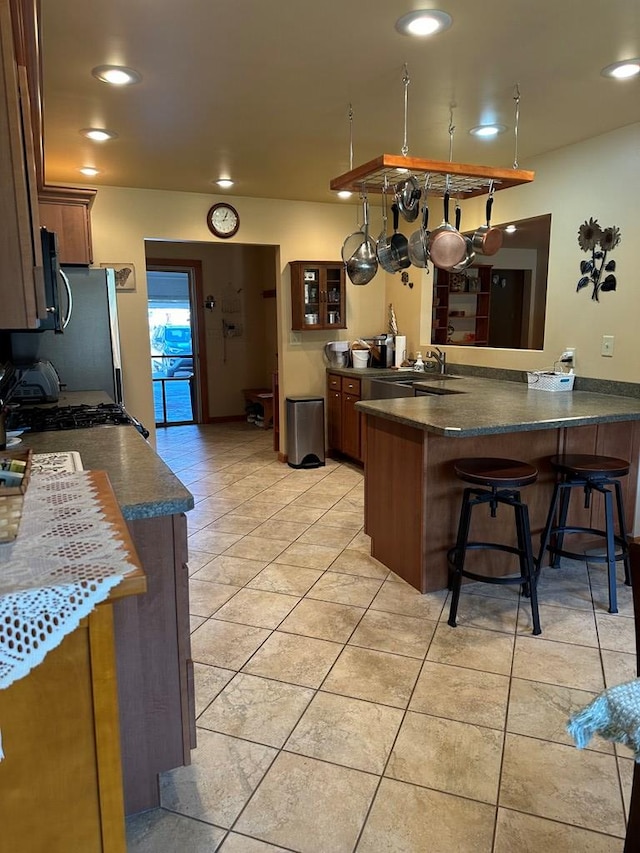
[341,377,361,395]
[327,374,341,391]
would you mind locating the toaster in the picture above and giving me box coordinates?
[12,360,61,402]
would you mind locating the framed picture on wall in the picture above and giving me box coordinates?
[101,262,136,291]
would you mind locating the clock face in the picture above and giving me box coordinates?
[207,203,239,238]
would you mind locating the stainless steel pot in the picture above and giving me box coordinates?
[394,175,421,223]
[450,203,476,272]
[408,202,430,268]
[428,192,467,271]
[471,191,503,256]
[376,187,399,273]
[389,203,411,270]
[346,196,378,285]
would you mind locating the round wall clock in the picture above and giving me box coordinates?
[206,203,240,239]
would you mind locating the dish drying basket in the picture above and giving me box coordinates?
[526,371,575,392]
[0,449,33,542]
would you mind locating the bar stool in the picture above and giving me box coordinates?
[537,454,631,614]
[447,457,541,635]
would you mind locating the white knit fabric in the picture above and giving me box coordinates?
[0,471,137,691]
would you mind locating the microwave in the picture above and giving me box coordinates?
[39,227,70,333]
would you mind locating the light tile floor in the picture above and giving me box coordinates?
[126,422,636,852]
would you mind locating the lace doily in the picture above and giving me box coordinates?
[0,471,138,692]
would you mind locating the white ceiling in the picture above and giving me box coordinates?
[41,0,640,204]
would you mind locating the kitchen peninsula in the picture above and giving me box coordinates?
[13,395,195,815]
[354,373,640,593]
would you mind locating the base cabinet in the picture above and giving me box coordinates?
[114,513,195,814]
[327,373,363,463]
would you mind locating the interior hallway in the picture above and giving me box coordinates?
[126,422,635,852]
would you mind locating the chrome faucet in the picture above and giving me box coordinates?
[424,347,446,375]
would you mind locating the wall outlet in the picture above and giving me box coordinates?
[560,347,576,368]
[601,335,614,357]
[289,331,302,346]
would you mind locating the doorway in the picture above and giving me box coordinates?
[146,259,208,426]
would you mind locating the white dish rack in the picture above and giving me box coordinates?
[526,371,575,392]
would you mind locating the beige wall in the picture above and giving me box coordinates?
[90,122,639,444]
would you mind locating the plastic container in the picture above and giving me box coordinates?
[526,371,575,392]
[352,350,369,369]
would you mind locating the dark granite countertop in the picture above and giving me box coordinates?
[353,374,640,437]
[11,392,194,519]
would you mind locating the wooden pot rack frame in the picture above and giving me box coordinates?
[330,154,534,199]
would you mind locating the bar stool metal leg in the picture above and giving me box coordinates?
[614,479,632,586]
[448,487,474,628]
[514,499,541,634]
[538,482,562,570]
[603,487,618,614]
[552,483,572,568]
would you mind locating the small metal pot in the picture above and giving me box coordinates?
[346,197,378,285]
[408,202,430,268]
[394,175,421,223]
[450,203,476,272]
[428,192,467,271]
[389,204,411,270]
[376,187,399,273]
[471,193,503,256]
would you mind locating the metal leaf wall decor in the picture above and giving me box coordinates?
[576,218,621,302]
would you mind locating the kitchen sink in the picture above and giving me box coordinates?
[362,374,464,400]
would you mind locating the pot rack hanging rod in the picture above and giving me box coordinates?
[330,154,534,199]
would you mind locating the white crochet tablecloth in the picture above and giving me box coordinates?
[0,470,138,693]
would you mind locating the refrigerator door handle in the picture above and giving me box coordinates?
[59,270,73,330]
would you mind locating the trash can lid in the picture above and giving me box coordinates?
[286,396,324,402]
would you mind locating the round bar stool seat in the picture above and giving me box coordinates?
[538,453,631,614]
[448,457,541,635]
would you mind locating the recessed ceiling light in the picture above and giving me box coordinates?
[80,127,118,142]
[504,224,517,234]
[92,65,142,86]
[79,167,100,176]
[469,124,507,138]
[395,9,452,37]
[337,190,352,199]
[216,179,234,189]
[601,58,640,79]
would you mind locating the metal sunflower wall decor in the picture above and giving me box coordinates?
[577,218,622,301]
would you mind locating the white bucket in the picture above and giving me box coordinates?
[352,349,369,369]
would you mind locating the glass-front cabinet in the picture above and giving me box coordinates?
[290,261,346,330]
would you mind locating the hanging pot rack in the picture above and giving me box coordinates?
[330,154,534,199]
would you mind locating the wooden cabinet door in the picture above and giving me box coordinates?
[342,393,361,461]
[39,197,94,265]
[290,261,346,330]
[327,388,342,452]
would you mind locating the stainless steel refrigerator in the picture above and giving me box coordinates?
[10,267,124,404]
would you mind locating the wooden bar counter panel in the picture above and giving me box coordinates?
[364,417,640,593]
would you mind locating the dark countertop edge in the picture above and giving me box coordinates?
[121,496,195,521]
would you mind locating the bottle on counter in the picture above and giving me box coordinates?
[413,352,424,372]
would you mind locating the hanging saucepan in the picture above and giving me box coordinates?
[408,200,430,269]
[376,185,399,274]
[389,203,411,270]
[395,175,421,223]
[471,185,503,256]
[346,195,378,285]
[450,202,476,272]
[428,191,467,271]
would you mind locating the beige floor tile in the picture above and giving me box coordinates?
[517,602,599,645]
[535,574,595,611]
[447,590,520,633]
[278,598,364,642]
[187,529,244,555]
[189,579,240,617]
[306,571,382,607]
[194,663,235,717]
[410,661,510,729]
[250,518,311,542]
[297,523,357,548]
[242,631,342,688]
[507,678,613,753]
[187,549,217,574]
[126,808,226,852]
[192,555,267,586]
[269,504,326,524]
[494,808,624,853]
[289,491,342,510]
[329,549,390,580]
[332,495,364,513]
[199,673,313,747]
[213,588,299,629]
[387,711,503,804]
[322,645,422,708]
[246,563,324,596]
[195,496,247,515]
[223,536,290,562]
[190,619,270,670]
[590,576,635,616]
[595,612,637,654]
[160,729,276,828]
[320,508,364,530]
[285,691,402,773]
[370,581,448,621]
[190,615,206,633]
[274,541,343,570]
[234,752,377,853]
[426,623,515,675]
[203,514,263,535]
[219,834,289,852]
[601,649,638,687]
[187,511,224,534]
[346,530,372,554]
[618,756,635,818]
[512,635,605,692]
[233,499,284,520]
[499,733,626,837]
[357,777,496,853]
[349,610,436,659]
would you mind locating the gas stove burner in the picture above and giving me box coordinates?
[9,403,136,433]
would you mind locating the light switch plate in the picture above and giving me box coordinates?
[601,335,614,357]
[290,331,302,346]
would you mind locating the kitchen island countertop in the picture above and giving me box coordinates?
[13,392,194,520]
[354,374,640,436]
